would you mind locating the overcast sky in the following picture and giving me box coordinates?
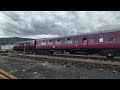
[0,11,120,39]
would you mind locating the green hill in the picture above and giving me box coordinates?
[0,37,35,45]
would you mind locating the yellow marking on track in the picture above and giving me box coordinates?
[0,74,8,79]
[0,69,17,79]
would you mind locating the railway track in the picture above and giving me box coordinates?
[49,54,120,62]
[1,53,120,70]
[0,68,17,79]
[1,52,120,61]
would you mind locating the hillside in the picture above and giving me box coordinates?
[0,37,35,45]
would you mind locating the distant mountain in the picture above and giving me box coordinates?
[0,37,35,45]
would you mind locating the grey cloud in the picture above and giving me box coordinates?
[1,11,120,38]
[2,11,23,22]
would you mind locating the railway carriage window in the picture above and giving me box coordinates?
[29,42,31,46]
[31,41,34,46]
[41,41,46,45]
[48,40,53,45]
[26,43,28,46]
[75,38,78,44]
[36,41,38,45]
[37,41,41,45]
[83,37,87,43]
[65,38,72,44]
[55,39,61,44]
[109,36,115,42]
[30,41,34,46]
[32,42,34,46]
[99,37,104,42]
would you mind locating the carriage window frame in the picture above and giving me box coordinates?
[20,43,23,46]
[98,35,104,43]
[31,41,35,46]
[36,41,38,45]
[99,37,104,42]
[41,40,46,45]
[74,38,79,44]
[26,42,30,46]
[82,37,87,43]
[48,40,53,45]
[18,44,20,46]
[55,39,61,45]
[37,40,42,45]
[65,38,72,44]
[109,35,115,42]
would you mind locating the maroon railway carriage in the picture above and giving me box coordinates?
[35,30,120,58]
[13,29,120,58]
[13,40,36,53]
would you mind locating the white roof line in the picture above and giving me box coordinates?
[15,29,120,43]
[38,29,120,40]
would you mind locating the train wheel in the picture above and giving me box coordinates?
[41,51,44,55]
[27,51,30,54]
[69,52,75,54]
[106,51,115,58]
[48,51,54,55]
[44,51,48,55]
[35,51,39,55]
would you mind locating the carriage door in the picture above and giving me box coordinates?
[108,33,116,49]
[115,32,120,48]
[82,36,88,48]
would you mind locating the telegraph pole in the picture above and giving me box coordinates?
[23,43,26,55]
